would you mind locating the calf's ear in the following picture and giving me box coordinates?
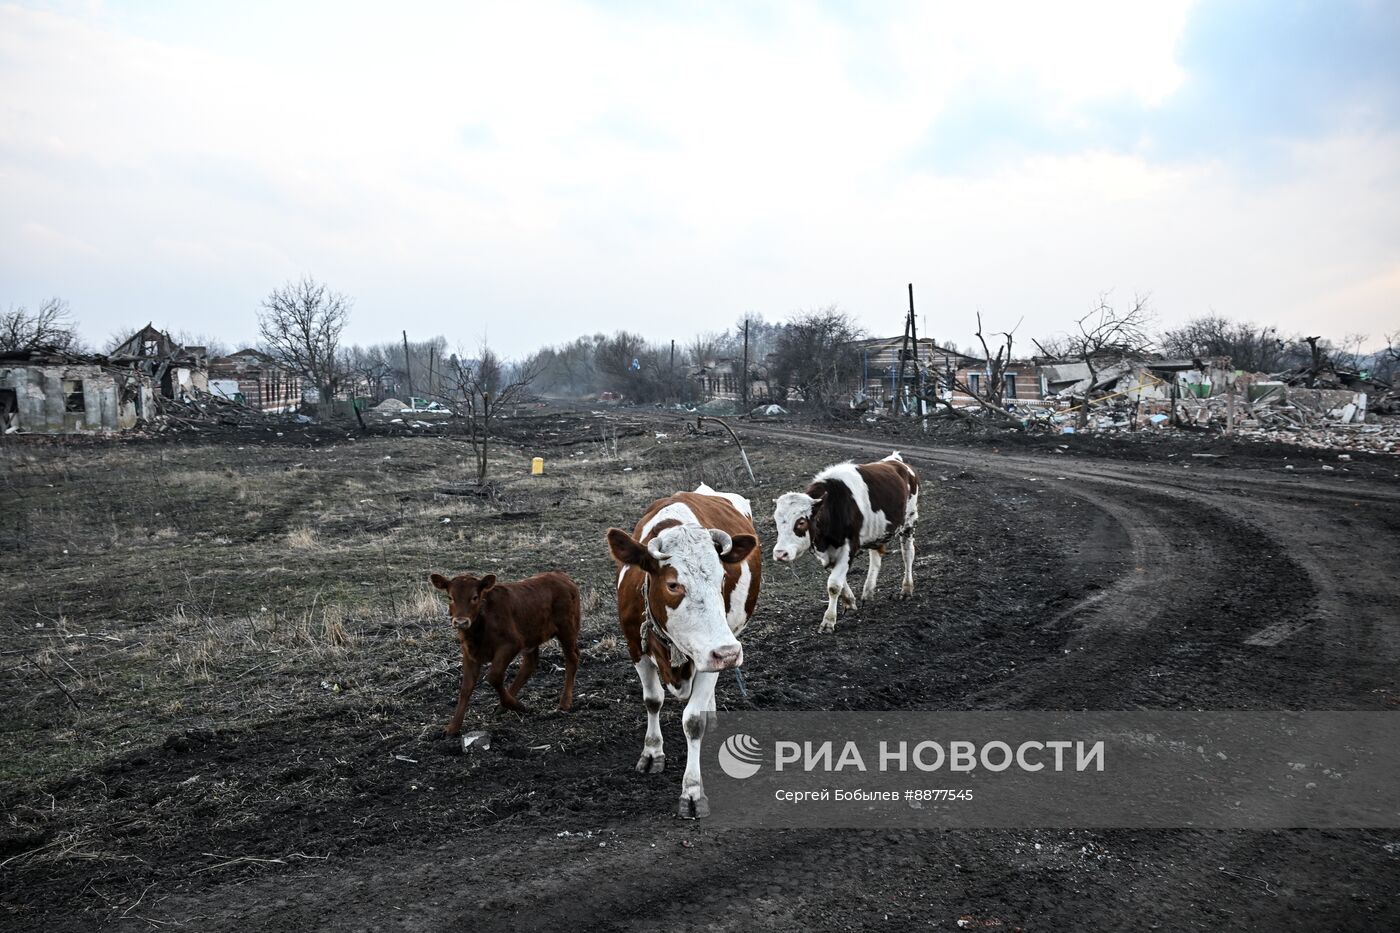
[607,528,660,574]
[429,573,450,590]
[480,573,497,592]
[720,533,758,564]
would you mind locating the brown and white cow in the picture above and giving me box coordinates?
[772,452,920,632]
[607,483,762,818]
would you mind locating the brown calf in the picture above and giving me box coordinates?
[429,570,581,736]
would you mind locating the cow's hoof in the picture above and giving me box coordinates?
[818,620,837,634]
[636,752,665,774]
[900,585,914,599]
[678,794,710,819]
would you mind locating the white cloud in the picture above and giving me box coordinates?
[1,0,1395,355]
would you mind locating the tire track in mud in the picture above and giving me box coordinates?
[737,422,1395,709]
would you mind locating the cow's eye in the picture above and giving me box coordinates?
[665,580,686,597]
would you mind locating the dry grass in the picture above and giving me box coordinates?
[402,583,444,622]
[285,526,319,550]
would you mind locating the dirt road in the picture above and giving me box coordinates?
[5,416,1399,931]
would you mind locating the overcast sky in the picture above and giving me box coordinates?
[2,0,1397,358]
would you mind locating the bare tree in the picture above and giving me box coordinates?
[173,330,229,358]
[770,306,864,409]
[257,276,351,410]
[915,312,1023,427]
[441,344,544,484]
[344,344,394,402]
[907,312,1019,428]
[1159,314,1288,372]
[1039,293,1153,429]
[1,298,81,352]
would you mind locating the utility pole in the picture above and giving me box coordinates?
[741,317,750,411]
[670,339,675,402]
[402,330,413,400]
[427,346,436,399]
[896,285,919,415]
[908,283,922,417]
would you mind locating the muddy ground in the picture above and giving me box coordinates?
[3,408,1399,931]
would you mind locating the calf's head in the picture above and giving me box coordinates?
[429,572,497,631]
[607,525,755,672]
[772,489,821,562]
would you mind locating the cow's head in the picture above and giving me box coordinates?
[429,572,497,631]
[607,525,755,672]
[772,485,823,562]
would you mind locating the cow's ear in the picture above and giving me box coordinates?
[805,481,827,502]
[480,574,497,592]
[430,573,450,590]
[607,528,660,574]
[720,533,757,565]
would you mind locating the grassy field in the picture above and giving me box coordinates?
[0,413,771,794]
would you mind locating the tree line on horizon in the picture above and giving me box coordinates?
[4,280,1399,411]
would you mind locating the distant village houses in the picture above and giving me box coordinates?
[209,349,303,413]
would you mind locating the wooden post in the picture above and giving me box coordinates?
[402,331,413,400]
[1226,374,1236,435]
[907,283,922,416]
[895,290,912,414]
[741,318,750,412]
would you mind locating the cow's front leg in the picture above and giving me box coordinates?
[900,531,916,597]
[445,659,481,737]
[678,671,719,818]
[821,545,852,633]
[634,656,666,774]
[861,547,884,600]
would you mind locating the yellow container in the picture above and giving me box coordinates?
[531,456,544,476]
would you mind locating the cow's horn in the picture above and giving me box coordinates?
[709,529,734,555]
[647,541,671,561]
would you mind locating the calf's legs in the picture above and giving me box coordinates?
[558,637,579,711]
[487,644,527,711]
[507,648,539,699]
[446,659,481,737]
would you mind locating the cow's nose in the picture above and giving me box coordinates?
[707,644,743,671]
[774,549,790,562]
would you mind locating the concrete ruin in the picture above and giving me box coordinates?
[1,348,156,435]
[108,323,208,400]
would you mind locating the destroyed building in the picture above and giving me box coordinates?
[108,324,208,400]
[208,349,303,413]
[852,336,976,408]
[1,347,156,435]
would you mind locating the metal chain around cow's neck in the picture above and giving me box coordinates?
[639,572,687,669]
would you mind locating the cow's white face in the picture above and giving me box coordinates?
[608,525,755,672]
[772,492,818,562]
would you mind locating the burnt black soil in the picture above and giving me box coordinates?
[3,409,1399,931]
